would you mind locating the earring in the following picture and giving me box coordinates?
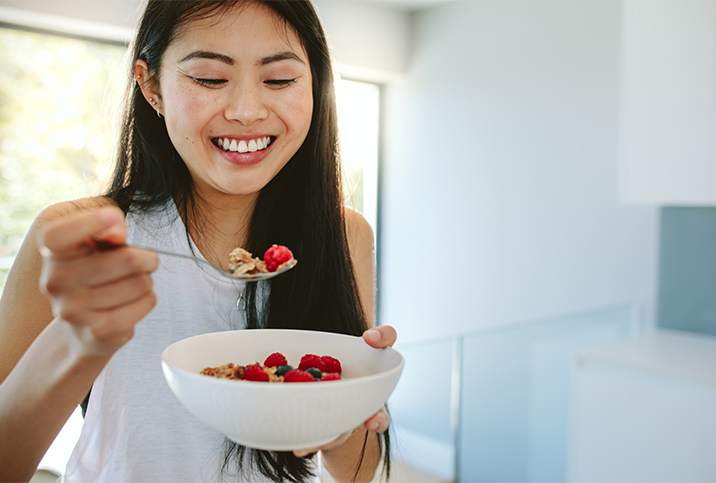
[157,110,163,119]
[149,97,157,105]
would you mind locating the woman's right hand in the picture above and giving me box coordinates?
[37,206,158,357]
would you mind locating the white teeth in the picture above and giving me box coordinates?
[217,136,271,153]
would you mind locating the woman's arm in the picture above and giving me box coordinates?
[0,202,157,481]
[304,208,396,482]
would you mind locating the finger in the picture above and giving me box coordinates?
[57,273,154,321]
[292,427,356,457]
[55,276,157,327]
[42,247,158,297]
[39,207,126,259]
[362,325,397,348]
[364,406,390,433]
[293,448,318,458]
[67,291,157,356]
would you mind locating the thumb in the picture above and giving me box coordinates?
[38,207,126,259]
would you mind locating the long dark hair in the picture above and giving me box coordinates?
[106,1,391,481]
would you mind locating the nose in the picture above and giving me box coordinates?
[224,82,269,125]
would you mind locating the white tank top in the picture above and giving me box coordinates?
[64,201,315,482]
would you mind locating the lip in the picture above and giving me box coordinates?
[212,135,276,166]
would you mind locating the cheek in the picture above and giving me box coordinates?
[163,86,214,144]
[286,90,313,137]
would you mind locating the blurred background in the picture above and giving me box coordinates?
[1,0,716,482]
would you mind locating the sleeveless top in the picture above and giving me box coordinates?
[64,201,314,482]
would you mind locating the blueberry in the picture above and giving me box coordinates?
[275,365,293,377]
[305,367,322,380]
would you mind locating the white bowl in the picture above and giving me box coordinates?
[161,329,404,451]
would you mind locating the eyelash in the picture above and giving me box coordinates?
[265,79,297,87]
[192,78,227,87]
[191,78,298,88]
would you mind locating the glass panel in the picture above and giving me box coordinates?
[391,337,456,480]
[457,306,634,483]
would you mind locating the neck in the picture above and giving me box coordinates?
[180,191,258,269]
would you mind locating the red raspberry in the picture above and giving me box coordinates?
[322,372,342,381]
[298,354,326,372]
[320,355,342,375]
[283,369,316,383]
[264,244,293,272]
[243,364,269,382]
[263,352,288,368]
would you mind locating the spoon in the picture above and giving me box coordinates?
[95,240,296,281]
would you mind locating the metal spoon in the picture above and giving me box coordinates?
[95,240,296,281]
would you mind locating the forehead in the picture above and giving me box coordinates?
[167,2,307,62]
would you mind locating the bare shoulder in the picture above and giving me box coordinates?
[343,207,374,254]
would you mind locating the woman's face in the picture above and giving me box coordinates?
[147,3,313,200]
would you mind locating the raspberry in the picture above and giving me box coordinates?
[243,364,269,382]
[263,352,288,368]
[283,369,316,383]
[322,372,341,381]
[298,354,326,372]
[320,355,342,375]
[264,244,293,272]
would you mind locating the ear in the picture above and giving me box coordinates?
[135,60,164,117]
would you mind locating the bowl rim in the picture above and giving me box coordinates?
[161,328,405,389]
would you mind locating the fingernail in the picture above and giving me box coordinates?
[99,208,117,224]
[367,420,380,431]
[365,329,380,343]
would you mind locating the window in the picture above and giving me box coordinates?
[0,26,380,295]
[0,27,127,290]
[336,79,380,232]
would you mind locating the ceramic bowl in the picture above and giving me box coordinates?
[161,328,404,451]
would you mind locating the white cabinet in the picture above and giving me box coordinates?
[618,1,716,205]
[568,329,716,482]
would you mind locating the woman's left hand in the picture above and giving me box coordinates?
[292,325,397,458]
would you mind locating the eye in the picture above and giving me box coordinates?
[192,78,227,88]
[265,79,297,88]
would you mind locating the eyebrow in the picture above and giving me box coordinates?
[178,50,305,67]
[259,51,304,66]
[179,50,234,65]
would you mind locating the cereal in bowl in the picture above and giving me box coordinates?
[200,352,342,383]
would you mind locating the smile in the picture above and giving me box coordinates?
[213,136,274,153]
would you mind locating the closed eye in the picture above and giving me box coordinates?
[265,79,297,88]
[192,78,227,87]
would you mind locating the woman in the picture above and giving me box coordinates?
[0,1,395,481]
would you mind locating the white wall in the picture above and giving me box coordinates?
[379,0,659,344]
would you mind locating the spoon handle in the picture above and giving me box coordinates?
[95,239,228,274]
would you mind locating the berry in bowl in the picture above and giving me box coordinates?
[161,329,404,451]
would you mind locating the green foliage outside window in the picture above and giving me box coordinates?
[0,28,127,293]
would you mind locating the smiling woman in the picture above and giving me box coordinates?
[0,26,379,296]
